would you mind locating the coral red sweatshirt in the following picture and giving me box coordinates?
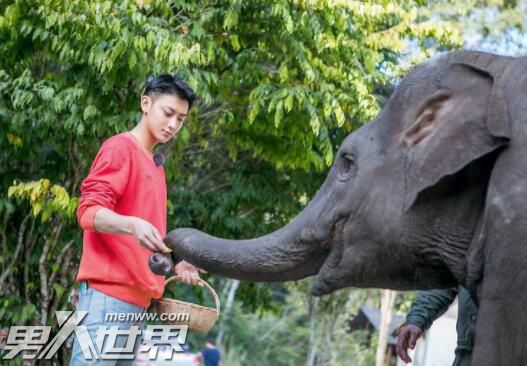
[76,132,166,307]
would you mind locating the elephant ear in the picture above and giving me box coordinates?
[402,60,510,211]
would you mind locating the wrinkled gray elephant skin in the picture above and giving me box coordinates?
[158,51,527,365]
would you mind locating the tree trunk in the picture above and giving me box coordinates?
[215,279,240,346]
[305,296,319,366]
[375,289,397,366]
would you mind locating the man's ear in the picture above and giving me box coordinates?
[140,95,152,114]
[402,61,510,212]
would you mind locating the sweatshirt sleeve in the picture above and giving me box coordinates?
[77,143,132,231]
[405,288,458,330]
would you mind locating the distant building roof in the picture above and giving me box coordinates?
[348,306,406,345]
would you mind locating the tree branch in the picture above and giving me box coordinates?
[39,220,63,325]
[47,240,75,289]
[0,213,31,290]
[0,210,8,275]
[24,216,38,303]
[49,240,75,328]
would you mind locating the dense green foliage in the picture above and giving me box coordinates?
[1,0,524,364]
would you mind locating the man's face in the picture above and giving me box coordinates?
[141,93,189,144]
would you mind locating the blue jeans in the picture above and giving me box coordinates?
[70,283,146,365]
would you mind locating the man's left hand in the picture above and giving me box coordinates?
[396,323,423,363]
[174,260,205,286]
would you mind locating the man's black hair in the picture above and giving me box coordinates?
[143,74,197,109]
[205,339,216,346]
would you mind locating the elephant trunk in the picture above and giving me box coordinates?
[164,197,331,281]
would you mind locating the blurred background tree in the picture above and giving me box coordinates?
[0,0,525,364]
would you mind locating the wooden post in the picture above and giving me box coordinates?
[375,289,397,366]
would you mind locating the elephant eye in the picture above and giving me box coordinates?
[337,153,356,181]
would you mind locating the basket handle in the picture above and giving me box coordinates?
[164,275,221,318]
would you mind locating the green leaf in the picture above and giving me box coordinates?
[335,105,345,126]
[41,207,52,222]
[7,185,17,198]
[284,94,293,112]
[229,35,240,51]
[51,263,60,273]
[20,304,36,323]
[310,115,320,135]
[274,100,283,128]
[224,9,238,30]
[128,52,137,70]
[53,283,65,297]
[32,200,42,216]
[83,105,98,120]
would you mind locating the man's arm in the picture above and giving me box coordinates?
[397,288,458,363]
[92,207,168,252]
[88,205,202,284]
[406,288,458,330]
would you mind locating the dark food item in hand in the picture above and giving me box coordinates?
[149,252,174,276]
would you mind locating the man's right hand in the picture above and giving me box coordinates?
[396,323,423,363]
[128,216,169,253]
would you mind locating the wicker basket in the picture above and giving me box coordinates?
[154,275,221,333]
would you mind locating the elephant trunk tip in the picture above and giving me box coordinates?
[164,228,199,250]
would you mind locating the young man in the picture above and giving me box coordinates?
[194,339,221,366]
[70,75,201,365]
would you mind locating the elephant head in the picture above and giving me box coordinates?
[154,51,512,298]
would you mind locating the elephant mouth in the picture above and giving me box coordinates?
[311,239,345,296]
[311,219,347,296]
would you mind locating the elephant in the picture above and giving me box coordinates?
[150,51,527,365]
